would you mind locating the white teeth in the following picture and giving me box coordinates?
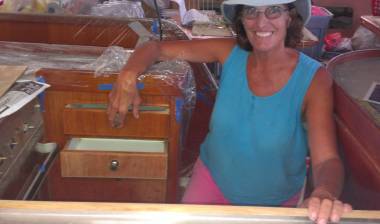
[255,32,272,37]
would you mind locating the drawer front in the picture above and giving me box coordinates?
[60,150,167,179]
[49,173,167,202]
[62,106,170,138]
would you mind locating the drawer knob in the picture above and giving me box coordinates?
[110,160,119,171]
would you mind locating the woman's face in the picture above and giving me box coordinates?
[241,4,291,53]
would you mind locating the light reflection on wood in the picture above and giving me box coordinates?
[0,200,380,224]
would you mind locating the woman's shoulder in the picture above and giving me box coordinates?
[304,66,333,105]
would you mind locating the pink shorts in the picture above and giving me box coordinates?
[181,158,302,206]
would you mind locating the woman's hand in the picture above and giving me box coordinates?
[301,190,352,224]
[107,72,141,128]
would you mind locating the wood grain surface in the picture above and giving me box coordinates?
[0,200,380,221]
[0,65,27,97]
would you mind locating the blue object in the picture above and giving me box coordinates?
[98,83,113,91]
[36,76,46,112]
[97,82,144,91]
[175,98,184,123]
[200,46,321,205]
[151,19,159,36]
[38,163,46,173]
[301,7,333,59]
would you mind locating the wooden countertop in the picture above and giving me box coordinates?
[1,200,380,223]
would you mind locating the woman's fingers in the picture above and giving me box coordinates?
[330,200,344,223]
[107,77,142,127]
[307,197,320,221]
[316,199,333,224]
[306,197,352,224]
[344,203,353,213]
[132,91,142,119]
[107,87,119,126]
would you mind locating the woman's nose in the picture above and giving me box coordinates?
[255,12,268,27]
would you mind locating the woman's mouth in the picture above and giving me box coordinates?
[255,32,273,37]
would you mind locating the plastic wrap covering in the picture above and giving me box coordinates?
[141,60,196,109]
[0,0,144,17]
[0,41,195,109]
[85,46,131,76]
[88,45,195,109]
[89,0,145,18]
[0,41,100,78]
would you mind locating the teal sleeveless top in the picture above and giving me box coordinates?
[200,45,321,205]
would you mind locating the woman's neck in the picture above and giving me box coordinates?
[251,47,291,68]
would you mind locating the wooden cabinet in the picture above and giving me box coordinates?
[38,68,190,203]
[0,13,217,203]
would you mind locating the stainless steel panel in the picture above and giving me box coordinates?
[0,99,45,199]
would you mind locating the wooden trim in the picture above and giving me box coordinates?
[1,200,380,220]
[361,16,380,37]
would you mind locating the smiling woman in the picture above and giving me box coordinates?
[106,0,352,223]
[232,3,303,50]
[0,1,379,224]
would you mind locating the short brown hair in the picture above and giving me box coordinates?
[232,4,304,51]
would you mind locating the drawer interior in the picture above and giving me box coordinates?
[67,138,166,153]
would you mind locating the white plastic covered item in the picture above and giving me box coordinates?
[351,26,380,50]
[142,0,170,10]
[90,0,145,18]
[60,0,98,14]
[0,0,98,14]
[87,45,196,109]
[83,46,132,77]
[0,41,100,78]
[140,60,196,109]
[0,0,51,12]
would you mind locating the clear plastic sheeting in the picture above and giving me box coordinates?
[142,0,170,11]
[88,45,195,109]
[90,0,145,18]
[0,0,95,14]
[86,46,132,77]
[0,41,195,109]
[0,41,100,78]
[141,60,196,109]
[0,0,145,17]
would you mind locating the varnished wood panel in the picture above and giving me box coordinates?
[37,68,185,203]
[328,50,380,209]
[61,149,168,179]
[0,14,215,203]
[337,118,380,210]
[47,156,167,202]
[0,14,139,47]
[63,107,170,138]
[1,200,380,223]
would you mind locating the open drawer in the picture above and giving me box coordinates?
[60,138,168,179]
[62,104,170,138]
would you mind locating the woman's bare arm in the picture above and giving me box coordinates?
[107,38,236,127]
[303,67,351,224]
